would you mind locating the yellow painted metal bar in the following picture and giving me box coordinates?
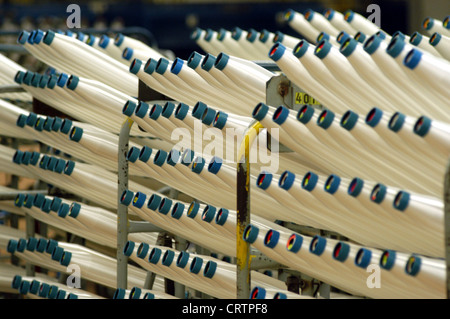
[236,120,264,298]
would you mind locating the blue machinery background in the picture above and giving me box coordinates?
[0,1,408,58]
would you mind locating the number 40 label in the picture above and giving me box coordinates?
[295,92,320,105]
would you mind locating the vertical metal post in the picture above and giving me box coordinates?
[286,275,300,294]
[143,271,156,290]
[162,233,175,295]
[117,117,134,289]
[25,213,35,276]
[444,158,450,298]
[37,143,48,244]
[236,148,251,298]
[174,235,187,299]
[318,282,331,299]
[9,138,20,266]
[236,120,264,299]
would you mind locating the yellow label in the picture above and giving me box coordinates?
[295,92,320,105]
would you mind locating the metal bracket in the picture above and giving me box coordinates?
[266,74,323,112]
[265,74,323,153]
[249,251,284,270]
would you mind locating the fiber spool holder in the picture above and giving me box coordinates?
[118,80,200,298]
[116,79,284,297]
[117,61,450,299]
[117,63,338,299]
[236,66,450,299]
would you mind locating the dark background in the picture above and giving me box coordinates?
[0,0,411,59]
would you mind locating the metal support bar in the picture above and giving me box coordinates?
[25,213,35,276]
[116,81,174,292]
[174,235,187,299]
[167,186,187,297]
[0,44,27,53]
[8,138,20,267]
[116,115,169,290]
[169,188,180,200]
[0,190,47,200]
[159,233,175,295]
[0,84,26,94]
[143,271,156,290]
[236,120,264,299]
[156,186,172,196]
[445,158,450,298]
[128,221,164,233]
[142,231,169,290]
[117,117,134,290]
[318,281,331,299]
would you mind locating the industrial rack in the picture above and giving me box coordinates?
[2,27,450,300]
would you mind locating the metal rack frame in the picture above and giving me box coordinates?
[116,82,190,298]
[115,67,332,298]
[116,90,168,291]
[5,67,448,299]
[232,73,450,299]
